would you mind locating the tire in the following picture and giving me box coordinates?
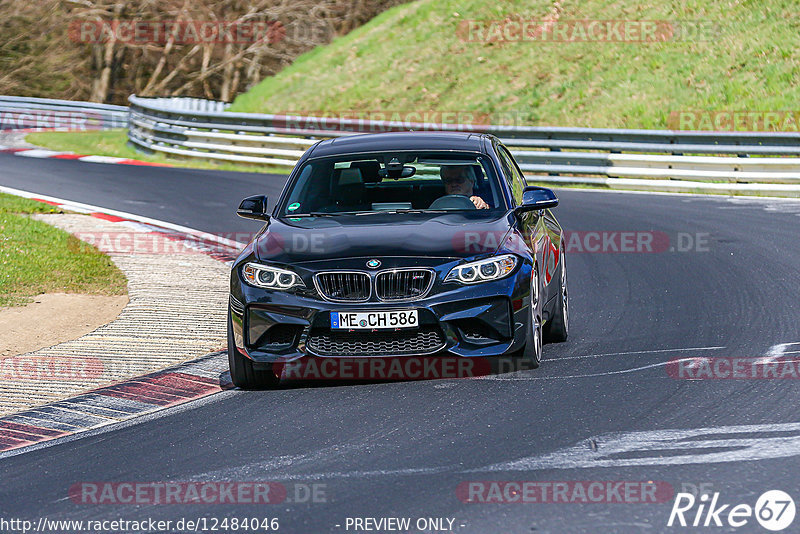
[227,312,280,389]
[544,247,569,343]
[524,265,543,369]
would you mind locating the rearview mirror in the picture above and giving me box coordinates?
[515,186,558,214]
[379,165,416,180]
[237,195,269,221]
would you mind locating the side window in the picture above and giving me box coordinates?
[498,146,524,206]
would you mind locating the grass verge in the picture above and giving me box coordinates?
[25,130,291,175]
[230,0,799,130]
[0,193,127,308]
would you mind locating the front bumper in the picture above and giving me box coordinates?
[230,264,533,364]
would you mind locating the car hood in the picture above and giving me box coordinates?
[254,212,515,265]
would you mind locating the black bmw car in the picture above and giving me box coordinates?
[228,131,568,387]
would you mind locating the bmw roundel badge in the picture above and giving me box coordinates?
[366,259,381,269]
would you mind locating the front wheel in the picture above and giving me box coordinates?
[524,266,543,368]
[227,313,280,389]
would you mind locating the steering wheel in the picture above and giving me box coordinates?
[429,195,477,210]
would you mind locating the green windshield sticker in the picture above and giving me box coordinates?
[287,202,301,211]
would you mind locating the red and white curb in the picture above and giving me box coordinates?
[0,352,230,455]
[0,186,251,455]
[0,144,171,167]
[0,185,246,263]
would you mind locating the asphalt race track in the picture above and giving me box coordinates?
[0,154,281,236]
[2,153,800,533]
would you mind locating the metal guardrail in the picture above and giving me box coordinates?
[127,95,800,196]
[4,94,800,196]
[0,96,128,131]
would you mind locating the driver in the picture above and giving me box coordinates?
[440,165,489,209]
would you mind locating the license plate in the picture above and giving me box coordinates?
[331,310,418,330]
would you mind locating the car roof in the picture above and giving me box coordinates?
[306,131,492,159]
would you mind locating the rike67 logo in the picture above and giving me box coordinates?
[668,490,795,531]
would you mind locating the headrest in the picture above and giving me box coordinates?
[440,164,478,183]
[469,164,484,182]
[350,160,382,183]
[338,167,363,185]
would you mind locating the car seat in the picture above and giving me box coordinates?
[333,167,367,210]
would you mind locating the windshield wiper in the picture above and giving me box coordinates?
[287,209,451,217]
[285,212,352,217]
[393,209,449,214]
[352,209,451,215]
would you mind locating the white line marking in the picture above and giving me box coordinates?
[555,346,725,361]
[0,185,246,249]
[476,422,800,471]
[16,149,70,158]
[684,357,710,370]
[59,205,93,214]
[200,421,800,480]
[262,466,451,481]
[76,155,126,164]
[757,342,800,364]
[117,220,161,232]
[550,186,800,202]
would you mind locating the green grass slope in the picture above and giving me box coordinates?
[0,193,127,308]
[230,0,799,129]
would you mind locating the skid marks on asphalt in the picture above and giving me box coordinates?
[480,342,800,381]
[250,420,800,481]
[474,345,727,381]
[476,422,800,470]
[716,196,800,216]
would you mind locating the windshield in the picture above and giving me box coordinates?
[279,152,505,216]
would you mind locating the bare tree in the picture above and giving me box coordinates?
[0,0,407,104]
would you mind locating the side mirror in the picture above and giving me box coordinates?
[515,186,558,214]
[237,195,269,221]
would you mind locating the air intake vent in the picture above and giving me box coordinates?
[314,272,371,302]
[229,294,245,315]
[376,269,434,301]
[307,326,445,356]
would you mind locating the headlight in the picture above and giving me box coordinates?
[445,254,518,285]
[242,262,306,290]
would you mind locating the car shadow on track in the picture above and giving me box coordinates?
[219,352,541,391]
